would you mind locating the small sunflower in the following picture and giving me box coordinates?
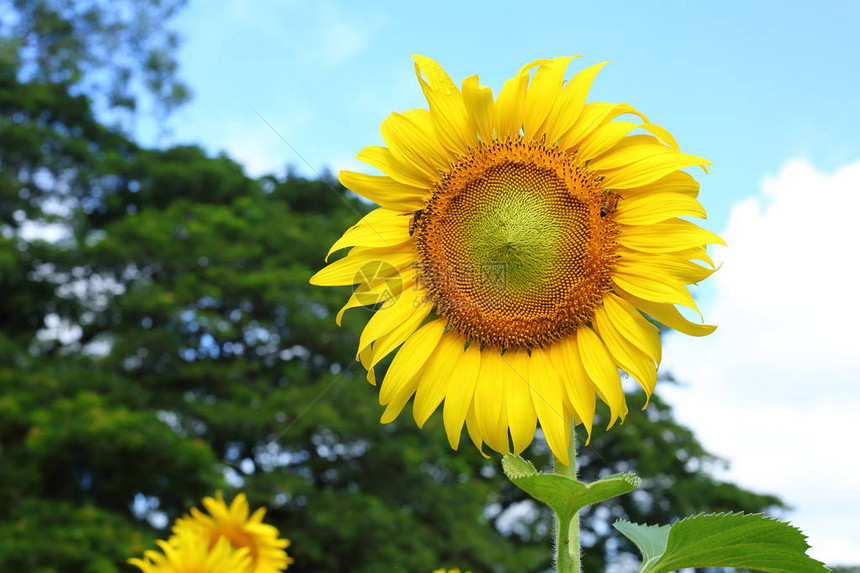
[129,529,252,573]
[433,569,471,573]
[312,56,722,463]
[172,492,293,573]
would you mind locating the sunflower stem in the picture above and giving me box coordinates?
[554,429,581,573]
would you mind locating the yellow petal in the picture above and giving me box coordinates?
[335,272,409,326]
[358,344,376,385]
[231,493,249,519]
[578,121,640,162]
[358,284,431,359]
[612,264,698,309]
[588,133,674,170]
[617,289,717,337]
[561,102,647,150]
[413,55,474,154]
[380,110,451,182]
[602,292,662,364]
[543,62,608,143]
[474,351,510,454]
[593,303,657,397]
[379,319,446,406]
[326,208,411,261]
[355,146,434,189]
[337,289,390,329]
[550,336,596,440]
[669,244,716,268]
[248,506,266,524]
[622,255,716,285]
[380,373,421,424]
[368,305,438,372]
[494,60,545,138]
[503,350,537,455]
[599,152,711,189]
[339,169,428,210]
[618,219,725,254]
[412,332,465,427]
[337,206,404,229]
[617,169,700,199]
[495,383,510,454]
[443,343,482,449]
[309,245,414,286]
[576,326,627,426]
[523,56,579,139]
[616,171,699,199]
[528,347,571,465]
[464,401,488,457]
[614,192,706,226]
[640,122,680,151]
[462,74,494,142]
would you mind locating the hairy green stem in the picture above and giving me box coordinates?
[554,430,581,573]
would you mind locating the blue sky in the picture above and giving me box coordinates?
[146,0,860,565]
[148,0,860,233]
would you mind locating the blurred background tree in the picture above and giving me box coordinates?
[0,1,786,572]
[1,0,190,123]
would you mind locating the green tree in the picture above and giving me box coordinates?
[0,0,190,120]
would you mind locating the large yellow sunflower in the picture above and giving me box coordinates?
[311,55,722,464]
[172,492,293,573]
[129,529,252,573]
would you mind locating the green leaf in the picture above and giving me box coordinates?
[614,513,829,573]
[613,520,669,568]
[501,454,640,519]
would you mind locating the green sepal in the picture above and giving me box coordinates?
[614,512,829,573]
[501,454,640,519]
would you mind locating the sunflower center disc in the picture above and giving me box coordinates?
[415,138,618,350]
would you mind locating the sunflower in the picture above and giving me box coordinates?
[433,569,471,573]
[129,529,252,573]
[172,492,294,573]
[311,55,722,464]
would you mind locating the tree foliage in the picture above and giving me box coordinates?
[0,3,790,571]
[0,0,190,120]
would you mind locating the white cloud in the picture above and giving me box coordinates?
[661,158,860,566]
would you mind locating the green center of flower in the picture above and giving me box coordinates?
[415,138,618,350]
[459,165,584,292]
